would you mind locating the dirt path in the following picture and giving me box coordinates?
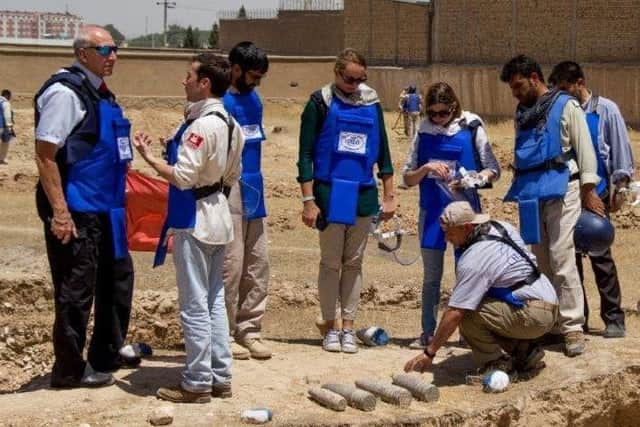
[1,99,640,426]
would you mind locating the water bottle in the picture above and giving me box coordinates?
[356,326,389,346]
[482,370,510,393]
[119,342,153,359]
[240,408,272,424]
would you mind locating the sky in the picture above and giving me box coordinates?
[2,0,280,38]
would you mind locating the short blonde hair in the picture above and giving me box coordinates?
[334,48,367,74]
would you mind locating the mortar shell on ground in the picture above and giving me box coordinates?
[392,373,440,402]
[355,379,412,407]
[322,383,377,411]
[308,387,347,411]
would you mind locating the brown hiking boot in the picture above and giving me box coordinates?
[211,382,232,398]
[564,331,586,357]
[156,385,211,404]
[230,341,251,360]
[239,338,272,360]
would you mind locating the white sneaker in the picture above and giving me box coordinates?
[323,329,341,352]
[341,329,358,354]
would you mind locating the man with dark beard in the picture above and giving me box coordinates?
[222,42,272,360]
[500,55,604,357]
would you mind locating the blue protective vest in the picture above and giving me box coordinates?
[153,121,194,267]
[313,95,380,225]
[504,93,572,244]
[406,93,421,113]
[223,90,267,219]
[0,99,5,129]
[417,127,481,250]
[153,111,234,267]
[34,67,132,260]
[585,98,609,196]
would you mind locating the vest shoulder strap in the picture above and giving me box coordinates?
[310,89,328,132]
[192,111,235,199]
[465,221,541,283]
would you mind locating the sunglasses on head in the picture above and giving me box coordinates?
[89,45,118,57]
[427,107,453,118]
[340,72,367,85]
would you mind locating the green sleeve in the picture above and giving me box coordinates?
[376,104,394,178]
[296,99,319,183]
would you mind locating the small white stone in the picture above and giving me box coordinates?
[148,405,174,426]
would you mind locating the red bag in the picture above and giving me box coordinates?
[126,170,169,252]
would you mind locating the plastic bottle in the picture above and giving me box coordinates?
[240,408,272,424]
[481,370,510,393]
[356,326,389,346]
[119,342,153,359]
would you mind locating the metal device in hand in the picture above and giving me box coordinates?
[370,210,419,266]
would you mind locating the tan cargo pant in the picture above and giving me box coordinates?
[222,183,269,341]
[318,216,372,321]
[531,180,585,334]
[460,298,558,368]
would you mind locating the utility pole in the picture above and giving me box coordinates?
[156,1,176,47]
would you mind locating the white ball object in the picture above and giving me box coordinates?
[482,369,510,393]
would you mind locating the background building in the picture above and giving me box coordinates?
[0,10,83,41]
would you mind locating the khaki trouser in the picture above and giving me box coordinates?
[406,112,421,139]
[460,298,558,368]
[318,216,372,321]
[0,142,9,162]
[222,183,270,341]
[531,180,585,334]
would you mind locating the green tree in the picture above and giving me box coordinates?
[104,24,125,45]
[183,25,197,48]
[238,5,247,19]
[208,23,219,48]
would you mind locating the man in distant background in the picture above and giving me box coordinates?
[0,89,16,164]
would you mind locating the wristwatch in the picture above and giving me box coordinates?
[424,347,436,358]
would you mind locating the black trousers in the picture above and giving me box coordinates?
[44,212,134,385]
[576,195,625,329]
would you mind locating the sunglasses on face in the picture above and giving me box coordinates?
[89,45,118,57]
[427,107,453,118]
[340,72,367,85]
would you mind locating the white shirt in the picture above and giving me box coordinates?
[169,98,245,245]
[35,62,104,147]
[401,111,501,180]
[448,221,559,311]
[0,96,13,129]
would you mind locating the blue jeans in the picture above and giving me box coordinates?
[418,209,445,336]
[421,248,444,336]
[173,231,232,393]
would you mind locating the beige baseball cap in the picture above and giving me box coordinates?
[439,201,490,228]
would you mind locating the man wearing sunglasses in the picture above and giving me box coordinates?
[221,42,272,361]
[34,25,133,388]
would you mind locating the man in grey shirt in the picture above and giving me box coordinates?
[549,61,634,339]
[404,202,558,376]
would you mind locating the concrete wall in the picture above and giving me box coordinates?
[218,10,343,56]
[4,45,640,127]
[0,45,335,102]
[433,0,640,64]
[344,0,430,67]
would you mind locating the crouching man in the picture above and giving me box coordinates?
[404,201,558,376]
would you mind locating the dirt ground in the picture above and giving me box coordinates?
[1,97,640,426]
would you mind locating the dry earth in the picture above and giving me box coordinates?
[0,97,640,426]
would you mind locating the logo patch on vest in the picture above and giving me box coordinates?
[337,131,367,155]
[186,132,204,149]
[241,124,263,140]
